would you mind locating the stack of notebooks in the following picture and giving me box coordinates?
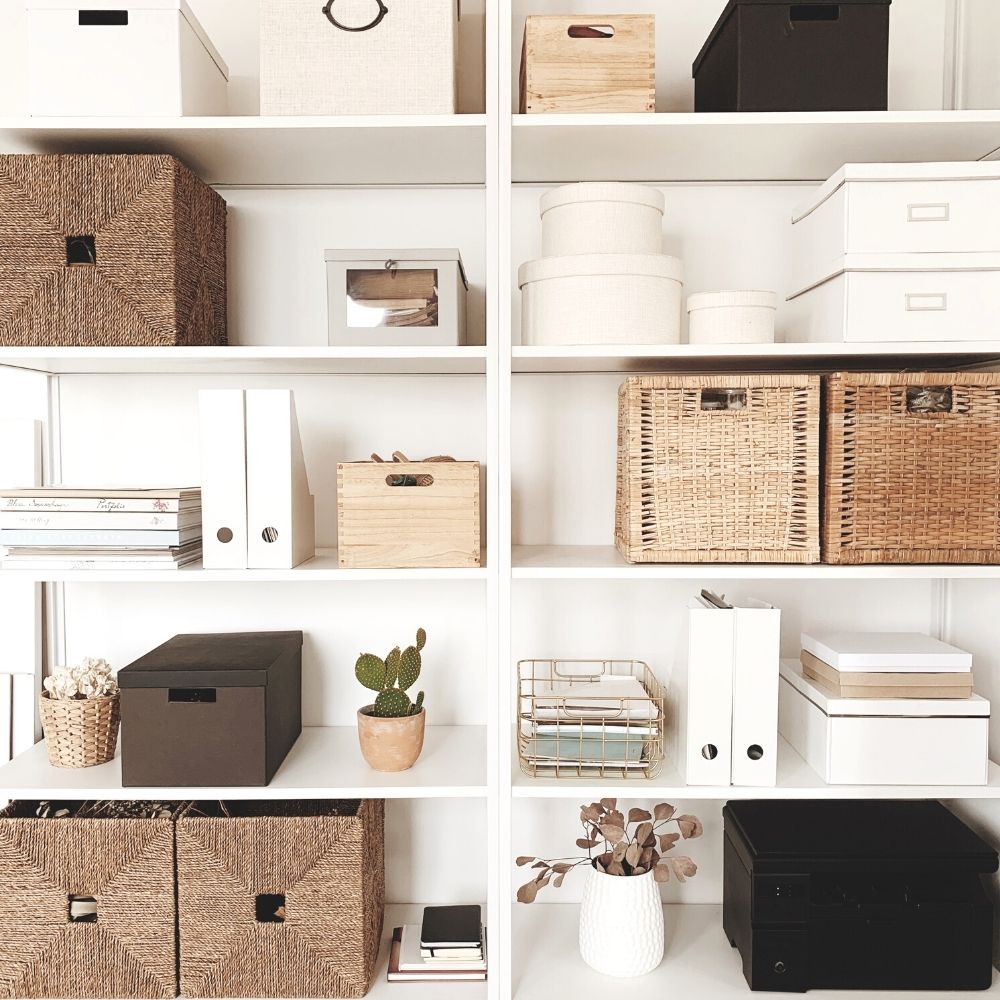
[0,488,202,570]
[388,904,486,983]
[520,675,660,770]
[801,631,974,700]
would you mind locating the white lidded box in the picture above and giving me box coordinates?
[519,253,683,346]
[802,630,973,672]
[687,290,776,345]
[790,161,1000,295]
[260,0,459,115]
[540,183,664,257]
[779,660,989,786]
[785,252,1000,343]
[326,249,468,347]
[25,0,228,116]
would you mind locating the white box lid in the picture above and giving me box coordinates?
[540,182,665,217]
[787,251,1000,300]
[801,631,973,671]
[793,161,1000,225]
[780,660,989,718]
[325,249,467,288]
[519,253,683,288]
[25,0,228,78]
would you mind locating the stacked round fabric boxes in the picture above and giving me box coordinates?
[518,183,683,346]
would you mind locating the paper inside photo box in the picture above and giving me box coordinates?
[326,249,468,346]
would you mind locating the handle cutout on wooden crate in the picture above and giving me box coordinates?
[78,10,128,25]
[568,24,615,38]
[906,386,953,414]
[169,688,217,704]
[66,235,96,266]
[69,896,98,923]
[700,388,747,411]
[255,894,286,924]
[701,744,719,761]
[386,474,434,487]
[790,4,839,21]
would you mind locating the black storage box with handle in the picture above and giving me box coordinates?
[693,0,891,113]
[119,631,302,787]
[723,799,997,992]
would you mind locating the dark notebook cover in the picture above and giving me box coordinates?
[420,905,482,947]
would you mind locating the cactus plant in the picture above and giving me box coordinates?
[356,629,426,718]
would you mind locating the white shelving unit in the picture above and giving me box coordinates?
[3,1,1000,998]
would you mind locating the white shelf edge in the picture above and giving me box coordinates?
[0,114,489,130]
[0,725,488,800]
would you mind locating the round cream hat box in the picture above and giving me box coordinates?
[519,253,683,346]
[540,183,665,257]
[686,290,777,345]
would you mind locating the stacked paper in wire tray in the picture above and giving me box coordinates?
[801,631,974,699]
[0,488,202,570]
[517,659,665,779]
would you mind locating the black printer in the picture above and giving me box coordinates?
[723,800,998,992]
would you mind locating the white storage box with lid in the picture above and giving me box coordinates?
[519,253,683,346]
[25,0,228,117]
[790,162,1000,295]
[326,249,468,347]
[778,660,990,786]
[260,0,459,115]
[687,290,777,345]
[540,183,665,257]
[785,252,1000,343]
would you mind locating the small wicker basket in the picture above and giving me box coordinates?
[39,692,120,768]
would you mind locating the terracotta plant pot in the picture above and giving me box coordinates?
[357,706,426,772]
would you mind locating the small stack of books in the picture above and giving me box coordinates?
[0,488,202,570]
[388,904,486,983]
[801,631,974,699]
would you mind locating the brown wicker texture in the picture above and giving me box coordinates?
[615,374,821,563]
[0,800,181,998]
[39,692,120,768]
[823,371,1000,564]
[0,154,227,346]
[177,799,385,998]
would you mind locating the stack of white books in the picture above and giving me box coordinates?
[0,488,202,570]
[800,631,974,699]
[388,905,486,983]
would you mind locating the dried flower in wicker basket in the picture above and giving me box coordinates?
[40,657,120,769]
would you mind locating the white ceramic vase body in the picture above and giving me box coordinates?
[578,865,664,977]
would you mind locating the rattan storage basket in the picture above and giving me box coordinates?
[39,691,120,768]
[0,154,227,346]
[823,372,1000,564]
[176,799,385,999]
[0,800,183,999]
[615,374,821,563]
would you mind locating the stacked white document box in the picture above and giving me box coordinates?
[786,162,1000,342]
[780,631,989,785]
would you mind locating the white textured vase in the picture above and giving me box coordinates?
[579,865,664,977]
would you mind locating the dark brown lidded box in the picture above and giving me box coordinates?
[119,631,302,787]
[693,0,891,113]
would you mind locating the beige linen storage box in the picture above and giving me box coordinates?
[520,14,655,114]
[260,0,459,115]
[338,460,481,568]
[615,374,820,563]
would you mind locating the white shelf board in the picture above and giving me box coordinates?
[512,111,1000,183]
[0,346,488,376]
[0,547,488,582]
[512,342,1000,374]
[512,902,998,998]
[512,546,1000,580]
[0,115,488,186]
[512,737,1000,800]
[0,725,487,800]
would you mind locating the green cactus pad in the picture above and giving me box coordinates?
[355,653,387,692]
[412,691,425,715]
[374,688,413,718]
[385,647,401,687]
[416,628,427,651]
[398,646,422,690]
